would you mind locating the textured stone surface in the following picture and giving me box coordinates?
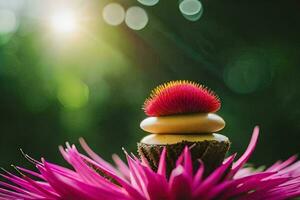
[138,139,230,176]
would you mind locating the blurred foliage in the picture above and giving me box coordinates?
[0,0,299,171]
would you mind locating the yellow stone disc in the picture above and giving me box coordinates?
[140,113,225,134]
[140,133,229,145]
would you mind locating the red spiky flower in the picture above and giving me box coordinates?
[143,80,221,116]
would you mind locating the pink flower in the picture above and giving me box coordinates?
[1,126,300,200]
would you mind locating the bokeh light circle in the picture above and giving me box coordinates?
[102,3,125,26]
[0,9,18,34]
[223,53,273,94]
[137,0,159,6]
[182,9,203,21]
[179,0,202,15]
[57,78,90,109]
[125,6,148,30]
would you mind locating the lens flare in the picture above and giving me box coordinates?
[50,10,77,33]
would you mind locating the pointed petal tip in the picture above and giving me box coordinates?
[157,147,167,175]
[250,126,260,149]
[122,147,129,155]
[112,154,119,160]
[253,125,260,136]
[0,167,8,174]
[78,137,89,148]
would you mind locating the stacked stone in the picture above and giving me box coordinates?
[137,81,230,176]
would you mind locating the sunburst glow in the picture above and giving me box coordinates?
[50,10,77,33]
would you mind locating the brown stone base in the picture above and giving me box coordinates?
[137,140,230,176]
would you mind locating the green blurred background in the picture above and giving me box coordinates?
[0,0,299,170]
